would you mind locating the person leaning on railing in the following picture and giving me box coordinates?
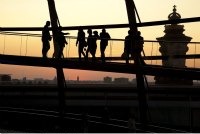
[123,30,146,65]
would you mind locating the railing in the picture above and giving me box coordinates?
[0,31,200,68]
[0,106,189,133]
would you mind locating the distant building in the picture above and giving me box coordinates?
[0,74,11,81]
[23,77,27,81]
[103,76,112,83]
[0,74,11,85]
[114,77,129,84]
[34,78,44,84]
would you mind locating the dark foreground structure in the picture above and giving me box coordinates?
[0,84,199,133]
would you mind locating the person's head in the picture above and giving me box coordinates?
[102,28,106,33]
[137,31,141,36]
[46,21,50,26]
[87,28,92,34]
[78,27,83,32]
[128,30,133,35]
[93,31,98,35]
[58,26,63,32]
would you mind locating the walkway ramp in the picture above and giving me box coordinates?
[0,54,200,80]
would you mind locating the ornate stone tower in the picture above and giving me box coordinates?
[155,5,193,85]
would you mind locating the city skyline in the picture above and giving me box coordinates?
[0,73,136,85]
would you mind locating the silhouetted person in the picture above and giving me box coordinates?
[91,31,99,62]
[100,28,111,63]
[135,31,146,65]
[124,30,134,64]
[85,29,93,61]
[85,29,99,62]
[42,21,52,58]
[57,27,68,59]
[76,27,86,61]
[123,30,145,65]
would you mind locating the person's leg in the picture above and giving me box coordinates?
[42,42,48,58]
[102,45,107,63]
[125,50,129,64]
[42,46,46,58]
[100,44,104,61]
[139,53,146,65]
[46,44,50,57]
[85,47,89,61]
[58,46,63,59]
[80,45,86,61]
[78,45,81,61]
[93,45,97,62]
[91,46,96,62]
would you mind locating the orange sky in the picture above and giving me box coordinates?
[0,0,200,81]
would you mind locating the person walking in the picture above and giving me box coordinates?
[124,30,134,64]
[85,29,93,61]
[91,31,99,62]
[76,27,86,61]
[135,31,146,65]
[57,27,68,59]
[41,21,52,58]
[100,28,111,63]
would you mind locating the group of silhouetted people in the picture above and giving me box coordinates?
[42,21,68,59]
[123,29,145,65]
[76,28,111,63]
[42,21,145,65]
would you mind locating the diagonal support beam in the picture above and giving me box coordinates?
[125,0,148,130]
[1,17,200,31]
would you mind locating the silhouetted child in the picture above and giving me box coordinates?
[41,21,52,58]
[100,28,111,63]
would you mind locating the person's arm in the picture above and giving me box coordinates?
[76,39,78,46]
[76,33,79,46]
[65,38,68,45]
[48,31,52,41]
[124,37,127,52]
[108,33,111,40]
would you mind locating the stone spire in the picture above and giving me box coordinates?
[168,5,181,24]
[155,5,193,85]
